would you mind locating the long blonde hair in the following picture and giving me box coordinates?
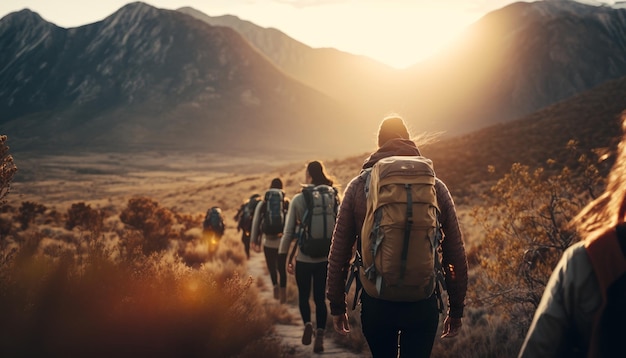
[572,112,626,238]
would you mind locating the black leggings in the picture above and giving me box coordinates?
[241,233,251,259]
[360,291,439,358]
[263,246,286,287]
[295,261,328,330]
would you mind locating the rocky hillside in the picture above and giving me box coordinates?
[0,3,365,157]
[1,1,626,160]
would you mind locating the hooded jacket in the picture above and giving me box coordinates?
[326,138,469,318]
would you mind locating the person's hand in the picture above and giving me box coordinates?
[252,243,262,253]
[332,314,351,335]
[440,316,462,338]
[287,262,295,275]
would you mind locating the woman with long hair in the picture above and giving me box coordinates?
[519,114,626,357]
[278,160,339,354]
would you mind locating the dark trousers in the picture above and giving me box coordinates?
[241,233,251,259]
[295,261,328,329]
[360,291,439,358]
[263,246,286,287]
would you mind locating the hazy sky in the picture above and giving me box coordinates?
[0,0,617,68]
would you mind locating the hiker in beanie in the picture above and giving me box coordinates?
[519,114,626,358]
[251,178,289,303]
[326,115,469,358]
[278,161,340,354]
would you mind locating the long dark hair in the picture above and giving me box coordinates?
[307,160,334,187]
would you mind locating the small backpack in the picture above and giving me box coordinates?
[358,155,444,302]
[204,206,225,235]
[238,195,261,235]
[296,185,338,258]
[261,189,286,235]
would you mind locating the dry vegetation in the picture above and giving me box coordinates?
[0,112,619,357]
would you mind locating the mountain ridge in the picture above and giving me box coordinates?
[1,1,626,164]
[0,2,366,157]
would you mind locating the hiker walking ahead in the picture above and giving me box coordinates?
[518,115,626,358]
[203,206,225,238]
[235,194,261,259]
[279,161,340,354]
[326,115,469,358]
[203,206,226,255]
[251,178,289,303]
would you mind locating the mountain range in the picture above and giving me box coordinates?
[0,0,625,162]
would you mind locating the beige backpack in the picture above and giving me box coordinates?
[359,155,443,302]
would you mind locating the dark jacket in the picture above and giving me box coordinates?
[326,138,469,318]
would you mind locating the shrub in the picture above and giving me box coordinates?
[65,202,105,233]
[17,201,46,230]
[0,135,17,205]
[470,142,605,328]
[0,231,281,357]
[119,197,176,254]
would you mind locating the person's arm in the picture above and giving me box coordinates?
[437,179,468,320]
[278,194,300,255]
[234,205,243,223]
[518,245,599,357]
[435,179,468,339]
[327,177,359,316]
[519,258,570,357]
[250,201,264,248]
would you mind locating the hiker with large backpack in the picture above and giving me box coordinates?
[203,206,225,237]
[519,115,626,358]
[250,178,290,302]
[234,193,261,259]
[278,161,340,354]
[326,116,469,358]
[203,206,225,254]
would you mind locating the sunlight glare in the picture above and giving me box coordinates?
[232,2,480,69]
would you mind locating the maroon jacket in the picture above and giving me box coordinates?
[326,138,469,318]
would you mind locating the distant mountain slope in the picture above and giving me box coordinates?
[177,7,403,122]
[423,75,626,199]
[2,0,626,160]
[405,0,626,134]
[178,2,626,139]
[0,2,365,156]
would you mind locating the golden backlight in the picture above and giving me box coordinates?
[235,1,483,69]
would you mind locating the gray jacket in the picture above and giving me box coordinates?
[518,242,601,357]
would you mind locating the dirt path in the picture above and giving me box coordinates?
[246,249,371,358]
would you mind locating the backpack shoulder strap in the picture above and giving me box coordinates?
[615,223,626,257]
[585,224,626,295]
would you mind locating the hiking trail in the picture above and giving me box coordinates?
[246,249,370,358]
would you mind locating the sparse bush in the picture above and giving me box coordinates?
[175,212,203,232]
[0,229,281,357]
[470,141,606,328]
[17,201,46,230]
[66,202,105,233]
[430,307,523,358]
[119,197,176,254]
[0,135,17,205]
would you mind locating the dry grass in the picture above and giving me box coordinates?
[2,150,512,357]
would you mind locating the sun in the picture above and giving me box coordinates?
[257,2,480,69]
[345,5,480,69]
